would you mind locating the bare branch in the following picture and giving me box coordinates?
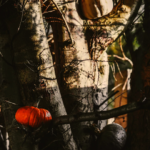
[110,36,133,90]
[110,63,117,81]
[115,60,124,78]
[111,83,123,91]
[113,37,133,67]
[53,98,149,125]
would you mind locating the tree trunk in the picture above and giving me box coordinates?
[62,3,96,150]
[46,0,141,149]
[126,0,150,149]
[1,1,76,150]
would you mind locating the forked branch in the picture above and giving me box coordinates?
[109,36,133,90]
[113,37,133,67]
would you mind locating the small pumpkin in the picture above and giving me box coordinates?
[15,106,52,128]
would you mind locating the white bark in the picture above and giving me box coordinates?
[92,51,109,129]
[25,2,77,150]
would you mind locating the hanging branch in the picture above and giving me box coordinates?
[52,97,149,125]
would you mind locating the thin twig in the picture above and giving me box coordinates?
[122,75,128,90]
[42,10,56,14]
[113,62,116,78]
[113,54,133,67]
[47,37,53,42]
[118,37,133,67]
[18,0,26,31]
[43,0,48,4]
[110,64,117,81]
[24,63,36,72]
[98,91,119,108]
[115,60,123,78]
[132,10,144,24]
[111,83,123,91]
[0,100,19,106]
[0,52,3,57]
[122,69,132,90]
[111,37,133,67]
[42,3,52,14]
[102,91,127,111]
[112,36,133,90]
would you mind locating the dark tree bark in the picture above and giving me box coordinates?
[0,13,36,150]
[126,0,150,149]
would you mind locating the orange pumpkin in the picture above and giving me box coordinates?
[15,106,52,128]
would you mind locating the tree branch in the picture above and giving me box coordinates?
[53,98,148,125]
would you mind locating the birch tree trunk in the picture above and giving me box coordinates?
[63,3,95,150]
[46,0,141,149]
